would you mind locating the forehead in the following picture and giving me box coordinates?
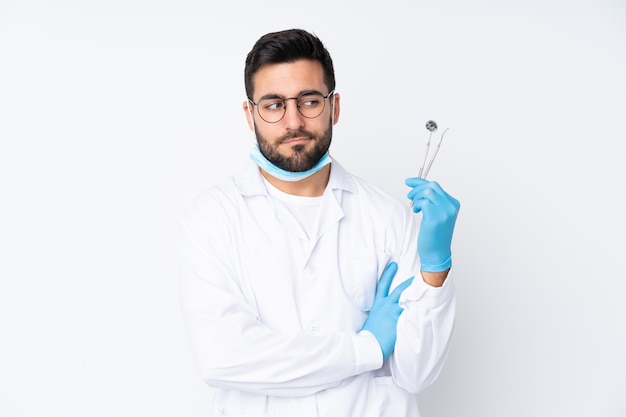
[252,59,326,98]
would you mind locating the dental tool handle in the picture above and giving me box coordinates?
[418,131,433,178]
[422,128,449,179]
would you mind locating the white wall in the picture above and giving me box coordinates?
[1,1,624,416]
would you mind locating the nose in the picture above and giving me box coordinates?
[281,98,305,129]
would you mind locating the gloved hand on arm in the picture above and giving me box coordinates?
[406,178,460,273]
[361,262,414,360]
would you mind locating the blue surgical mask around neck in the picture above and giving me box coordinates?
[249,145,332,182]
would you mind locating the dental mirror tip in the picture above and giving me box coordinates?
[425,120,438,132]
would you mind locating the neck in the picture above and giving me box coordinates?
[260,164,330,197]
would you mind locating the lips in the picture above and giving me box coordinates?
[282,137,311,145]
[280,131,315,145]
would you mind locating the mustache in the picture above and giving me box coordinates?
[279,130,315,142]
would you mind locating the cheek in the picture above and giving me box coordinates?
[307,117,331,133]
[254,125,278,145]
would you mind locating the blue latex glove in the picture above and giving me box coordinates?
[361,262,414,360]
[406,178,460,272]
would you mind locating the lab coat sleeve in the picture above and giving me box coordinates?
[388,210,456,394]
[179,196,382,397]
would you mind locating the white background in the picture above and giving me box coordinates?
[1,1,625,416]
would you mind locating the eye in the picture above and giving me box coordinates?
[298,94,322,108]
[262,99,285,111]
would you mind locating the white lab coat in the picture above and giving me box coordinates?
[179,160,456,417]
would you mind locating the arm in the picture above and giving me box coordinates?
[390,268,456,393]
[386,178,459,393]
[421,269,449,288]
[179,201,382,397]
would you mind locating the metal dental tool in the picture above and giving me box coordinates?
[411,120,449,207]
[418,120,449,179]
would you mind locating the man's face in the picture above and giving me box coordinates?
[243,59,340,172]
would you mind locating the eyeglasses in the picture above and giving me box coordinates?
[248,90,335,123]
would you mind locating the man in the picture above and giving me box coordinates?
[180,28,460,417]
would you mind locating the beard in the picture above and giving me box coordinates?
[255,121,333,172]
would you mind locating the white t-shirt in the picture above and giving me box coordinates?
[262,176,323,241]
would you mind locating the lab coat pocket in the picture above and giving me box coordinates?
[373,376,418,416]
[345,253,384,311]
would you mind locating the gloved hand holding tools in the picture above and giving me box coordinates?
[406,178,460,272]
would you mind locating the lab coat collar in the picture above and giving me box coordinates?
[234,157,358,198]
[326,159,358,194]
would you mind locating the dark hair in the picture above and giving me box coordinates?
[244,29,336,99]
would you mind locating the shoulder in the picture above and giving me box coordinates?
[182,172,249,235]
[189,177,237,214]
[186,162,263,220]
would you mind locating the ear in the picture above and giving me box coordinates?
[331,92,341,125]
[243,100,255,131]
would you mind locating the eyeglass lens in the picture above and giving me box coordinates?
[256,93,328,123]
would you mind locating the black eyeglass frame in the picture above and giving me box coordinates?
[247,90,335,123]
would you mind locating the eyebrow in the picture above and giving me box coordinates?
[257,89,324,101]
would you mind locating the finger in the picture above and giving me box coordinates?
[417,191,460,214]
[407,178,447,196]
[406,178,447,192]
[388,276,414,302]
[408,184,457,211]
[376,262,398,299]
[405,177,427,187]
[408,188,437,214]
[407,180,447,198]
[407,185,435,203]
[409,197,427,213]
